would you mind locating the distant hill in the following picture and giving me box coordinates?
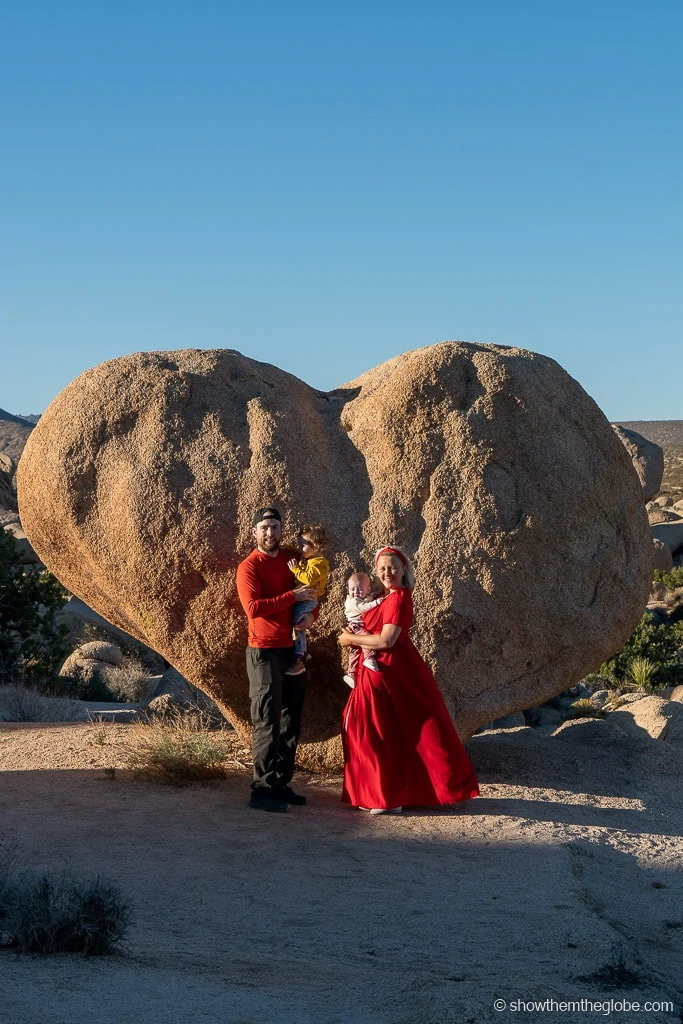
[18,413,41,424]
[614,421,683,447]
[615,421,683,497]
[0,408,35,461]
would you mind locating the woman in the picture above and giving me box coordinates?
[338,546,479,814]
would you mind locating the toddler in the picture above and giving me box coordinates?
[343,571,385,688]
[285,524,329,676]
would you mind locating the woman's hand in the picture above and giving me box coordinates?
[337,627,357,648]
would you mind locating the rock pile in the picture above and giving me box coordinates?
[18,344,653,770]
[59,641,124,690]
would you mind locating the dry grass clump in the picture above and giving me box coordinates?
[102,658,151,703]
[570,698,605,719]
[0,841,131,955]
[122,708,237,784]
[0,684,83,723]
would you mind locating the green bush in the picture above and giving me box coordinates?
[600,613,683,689]
[0,870,131,955]
[654,567,683,590]
[0,530,69,686]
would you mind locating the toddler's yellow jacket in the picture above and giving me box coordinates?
[290,555,329,598]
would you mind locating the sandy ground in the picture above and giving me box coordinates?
[0,719,681,1024]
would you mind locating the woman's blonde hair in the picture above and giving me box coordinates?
[374,545,415,590]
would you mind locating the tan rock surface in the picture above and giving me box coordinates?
[609,695,683,747]
[612,424,664,502]
[17,344,653,769]
[0,452,17,511]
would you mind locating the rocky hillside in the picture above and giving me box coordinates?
[0,409,35,460]
[616,421,683,497]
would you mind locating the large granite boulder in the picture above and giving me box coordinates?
[17,344,653,770]
[611,425,664,502]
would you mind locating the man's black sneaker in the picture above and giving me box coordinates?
[275,785,307,806]
[248,792,289,813]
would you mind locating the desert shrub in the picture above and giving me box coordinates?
[122,708,234,784]
[0,530,70,686]
[0,869,131,955]
[626,656,658,692]
[654,567,683,590]
[104,658,151,703]
[0,685,83,723]
[599,614,683,688]
[570,698,604,719]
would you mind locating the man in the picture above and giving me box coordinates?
[236,507,316,813]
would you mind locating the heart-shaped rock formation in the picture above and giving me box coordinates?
[17,343,652,769]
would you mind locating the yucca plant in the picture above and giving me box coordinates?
[626,656,659,692]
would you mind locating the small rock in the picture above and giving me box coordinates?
[146,693,183,717]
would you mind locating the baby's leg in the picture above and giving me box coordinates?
[352,624,379,672]
[347,645,361,677]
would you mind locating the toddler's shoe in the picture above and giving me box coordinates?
[343,674,356,689]
[285,658,306,676]
[364,656,380,672]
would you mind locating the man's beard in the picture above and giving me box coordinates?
[261,536,280,550]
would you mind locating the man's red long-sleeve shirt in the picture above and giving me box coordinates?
[236,547,297,648]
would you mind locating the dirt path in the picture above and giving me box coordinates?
[1,721,681,1024]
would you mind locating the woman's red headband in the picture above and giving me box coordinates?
[375,546,408,568]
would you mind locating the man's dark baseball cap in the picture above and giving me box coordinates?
[252,506,282,526]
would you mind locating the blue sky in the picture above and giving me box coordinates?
[1,1,681,420]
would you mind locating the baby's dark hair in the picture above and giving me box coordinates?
[298,523,329,549]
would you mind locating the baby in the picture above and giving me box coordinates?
[343,571,386,688]
[285,524,329,677]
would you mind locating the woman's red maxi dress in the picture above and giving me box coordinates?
[341,587,479,809]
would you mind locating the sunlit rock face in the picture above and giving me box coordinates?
[17,343,652,769]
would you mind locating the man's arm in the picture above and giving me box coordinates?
[236,559,297,619]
